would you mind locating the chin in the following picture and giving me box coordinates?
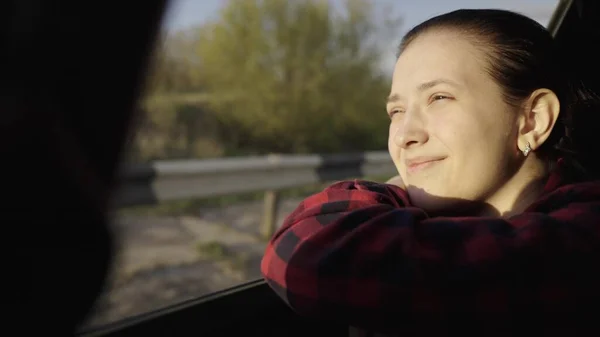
[407,186,478,216]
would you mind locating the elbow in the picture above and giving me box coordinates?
[260,244,319,318]
[261,264,309,317]
[260,218,334,318]
[262,276,327,321]
[261,276,308,315]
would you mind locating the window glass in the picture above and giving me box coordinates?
[79,0,560,330]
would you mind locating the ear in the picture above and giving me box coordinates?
[517,88,561,154]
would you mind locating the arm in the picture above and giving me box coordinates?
[261,179,600,333]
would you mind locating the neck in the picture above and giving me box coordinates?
[482,158,549,218]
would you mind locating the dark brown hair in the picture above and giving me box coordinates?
[398,9,600,179]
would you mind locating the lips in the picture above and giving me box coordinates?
[404,156,446,174]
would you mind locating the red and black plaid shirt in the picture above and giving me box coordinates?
[261,160,600,336]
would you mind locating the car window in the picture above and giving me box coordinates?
[79,0,560,330]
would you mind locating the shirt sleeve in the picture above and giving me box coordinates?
[260,179,600,334]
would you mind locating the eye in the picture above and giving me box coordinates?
[387,108,404,119]
[428,93,454,106]
[432,94,450,101]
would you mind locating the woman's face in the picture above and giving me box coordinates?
[387,30,522,212]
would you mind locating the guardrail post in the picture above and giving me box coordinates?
[260,190,280,240]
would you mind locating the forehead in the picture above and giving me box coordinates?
[392,30,488,89]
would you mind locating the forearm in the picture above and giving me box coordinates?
[261,180,600,331]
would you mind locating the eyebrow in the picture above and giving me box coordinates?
[386,78,461,104]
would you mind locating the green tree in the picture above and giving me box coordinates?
[130,32,223,161]
[129,0,402,161]
[194,0,401,154]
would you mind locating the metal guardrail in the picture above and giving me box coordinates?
[113,151,396,236]
[114,151,395,207]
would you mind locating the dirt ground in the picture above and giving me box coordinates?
[80,198,302,330]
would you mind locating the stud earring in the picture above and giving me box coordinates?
[522,142,532,157]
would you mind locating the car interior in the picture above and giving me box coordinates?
[5,0,598,336]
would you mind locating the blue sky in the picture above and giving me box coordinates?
[161,0,559,71]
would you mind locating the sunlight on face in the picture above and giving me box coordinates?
[387,30,520,212]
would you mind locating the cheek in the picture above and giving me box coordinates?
[388,124,397,147]
[431,107,515,172]
[388,121,403,172]
[429,113,474,151]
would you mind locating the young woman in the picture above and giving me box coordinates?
[261,9,600,336]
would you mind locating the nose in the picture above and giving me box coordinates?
[392,109,428,149]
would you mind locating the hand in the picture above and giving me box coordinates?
[385,175,405,189]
